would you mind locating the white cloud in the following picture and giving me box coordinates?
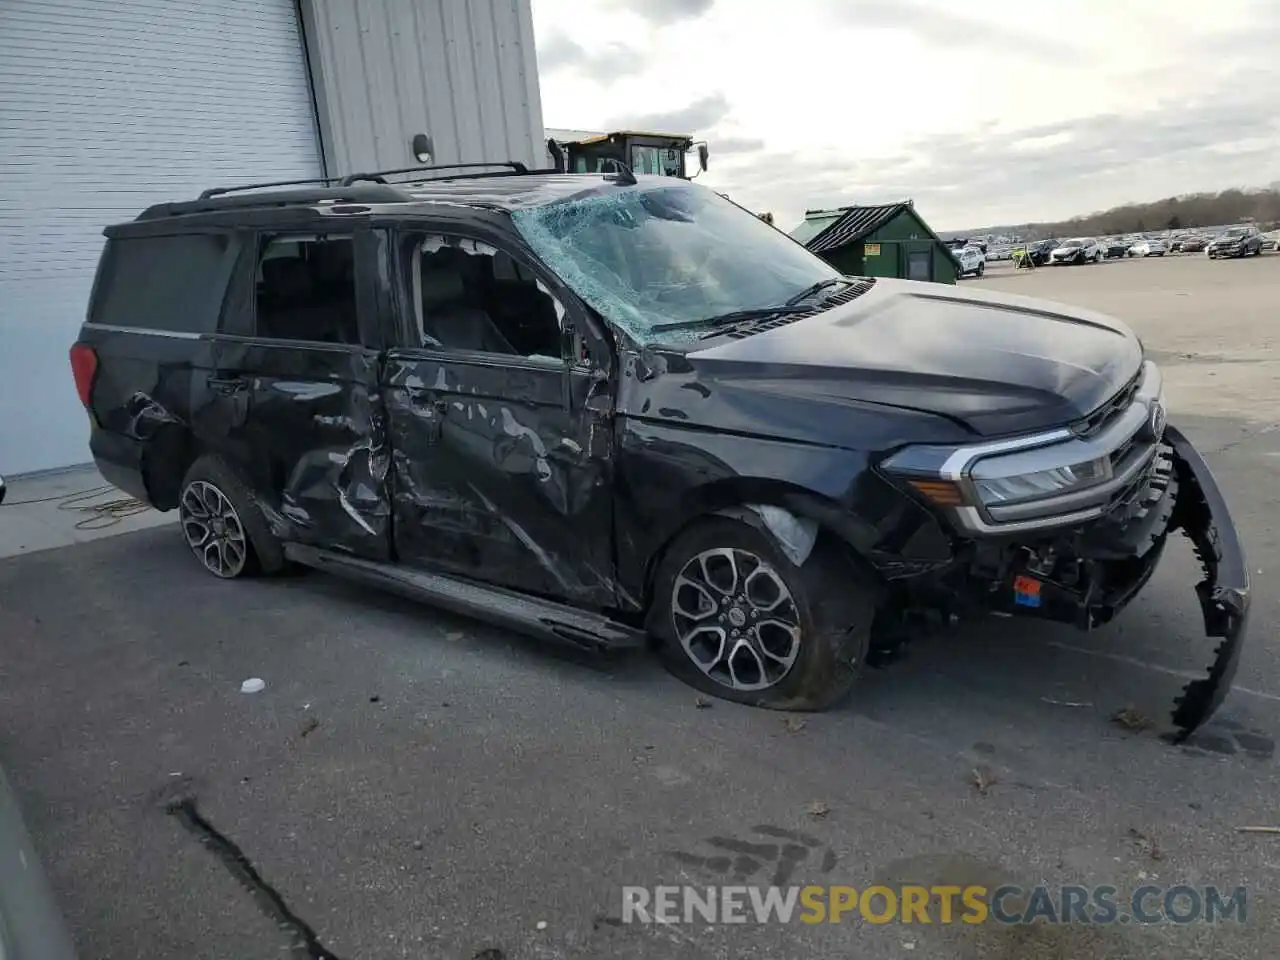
[531,0,1280,231]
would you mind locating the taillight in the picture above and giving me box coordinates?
[70,342,98,409]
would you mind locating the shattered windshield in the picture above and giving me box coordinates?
[510,181,843,347]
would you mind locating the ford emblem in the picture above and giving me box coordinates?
[1144,400,1167,441]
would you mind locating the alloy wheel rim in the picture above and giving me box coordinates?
[671,548,802,691]
[179,480,248,578]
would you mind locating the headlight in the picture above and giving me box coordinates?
[877,361,1163,531]
[970,455,1111,505]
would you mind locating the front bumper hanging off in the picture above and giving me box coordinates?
[1164,426,1251,738]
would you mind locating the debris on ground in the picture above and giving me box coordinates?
[369,695,381,703]
[1236,826,1280,835]
[807,800,831,819]
[446,631,465,642]
[1041,697,1092,707]
[1111,706,1151,732]
[299,717,320,738]
[536,921,548,931]
[472,950,505,960]
[971,766,998,796]
[240,678,265,694]
[784,716,807,732]
[694,697,712,709]
[1128,827,1164,860]
[412,839,424,850]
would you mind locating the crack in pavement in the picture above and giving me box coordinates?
[167,797,344,960]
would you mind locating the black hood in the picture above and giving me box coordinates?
[639,279,1143,439]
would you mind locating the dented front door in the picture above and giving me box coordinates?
[382,354,616,607]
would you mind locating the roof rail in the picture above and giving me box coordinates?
[341,161,529,186]
[136,184,411,220]
[198,176,345,200]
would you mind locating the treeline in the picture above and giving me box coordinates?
[983,187,1280,239]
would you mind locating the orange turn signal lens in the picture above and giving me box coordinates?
[908,479,966,507]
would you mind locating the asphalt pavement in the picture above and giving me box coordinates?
[2,255,1279,959]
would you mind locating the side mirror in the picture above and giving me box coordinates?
[411,133,434,164]
[697,143,709,172]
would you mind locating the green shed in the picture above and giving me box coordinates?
[792,201,958,284]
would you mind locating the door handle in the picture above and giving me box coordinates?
[208,376,247,395]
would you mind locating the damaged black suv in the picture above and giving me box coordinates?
[72,163,1249,736]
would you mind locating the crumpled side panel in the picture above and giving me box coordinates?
[382,356,616,606]
[204,342,391,560]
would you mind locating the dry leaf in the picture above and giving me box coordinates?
[807,800,831,819]
[1128,827,1164,861]
[299,717,320,738]
[1111,706,1151,732]
[971,766,997,795]
[694,697,712,710]
[784,716,807,732]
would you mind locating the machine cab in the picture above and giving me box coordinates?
[545,128,709,179]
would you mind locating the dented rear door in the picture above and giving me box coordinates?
[203,226,391,559]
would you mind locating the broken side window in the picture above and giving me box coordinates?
[406,234,566,364]
[254,234,361,345]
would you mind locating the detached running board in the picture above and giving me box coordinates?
[283,544,647,654]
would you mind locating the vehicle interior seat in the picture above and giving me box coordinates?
[419,250,516,354]
[307,241,361,344]
[487,252,561,356]
[259,257,318,341]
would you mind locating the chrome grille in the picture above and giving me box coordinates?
[1073,370,1143,438]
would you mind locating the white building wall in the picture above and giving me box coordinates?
[0,0,324,476]
[300,0,547,175]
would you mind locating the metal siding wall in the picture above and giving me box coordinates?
[301,0,546,175]
[0,0,323,475]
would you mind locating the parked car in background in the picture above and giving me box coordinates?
[952,244,986,278]
[1129,239,1166,257]
[1206,225,1264,259]
[1020,238,1058,266]
[1179,235,1208,253]
[1263,232,1280,252]
[1102,238,1129,259]
[1048,238,1102,265]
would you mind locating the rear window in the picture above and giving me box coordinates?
[90,233,232,333]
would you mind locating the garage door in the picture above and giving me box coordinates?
[0,0,324,476]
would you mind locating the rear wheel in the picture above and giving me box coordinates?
[178,455,285,579]
[650,516,876,711]
[976,263,985,278]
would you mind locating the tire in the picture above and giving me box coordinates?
[976,263,985,277]
[650,515,876,711]
[178,454,286,579]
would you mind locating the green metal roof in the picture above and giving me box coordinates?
[789,210,843,245]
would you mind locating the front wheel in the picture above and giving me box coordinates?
[976,263,985,277]
[651,516,876,711]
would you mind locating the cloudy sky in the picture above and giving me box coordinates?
[531,0,1280,232]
